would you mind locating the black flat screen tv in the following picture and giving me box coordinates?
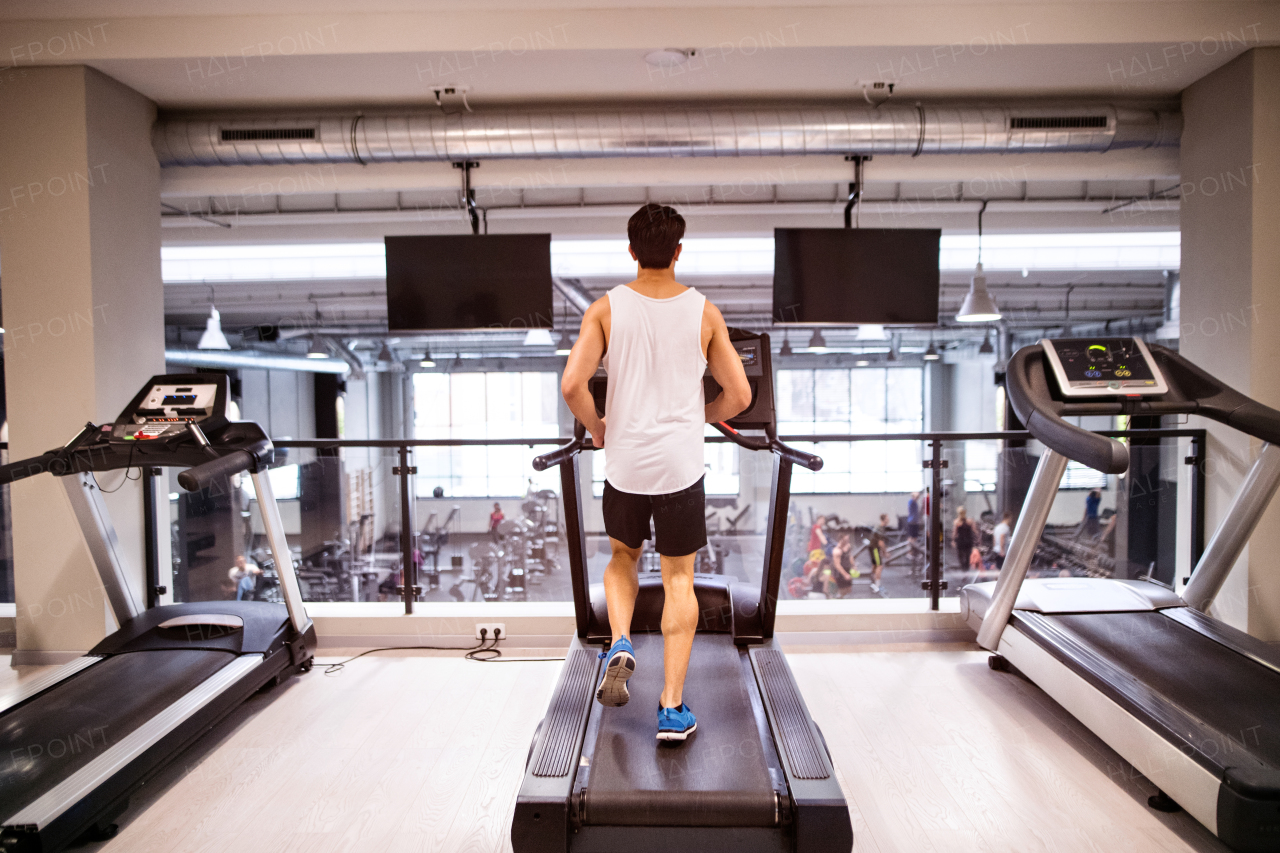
[385,234,554,332]
[773,228,941,325]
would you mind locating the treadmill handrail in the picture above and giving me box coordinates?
[1006,342,1280,473]
[1005,347,1130,474]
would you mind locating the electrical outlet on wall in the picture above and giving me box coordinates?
[475,623,506,641]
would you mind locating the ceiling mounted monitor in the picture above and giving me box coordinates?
[773,228,941,325]
[385,234,553,332]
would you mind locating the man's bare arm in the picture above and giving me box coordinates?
[561,299,608,446]
[704,303,752,424]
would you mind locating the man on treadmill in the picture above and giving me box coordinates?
[561,203,752,742]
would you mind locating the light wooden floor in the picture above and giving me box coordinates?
[1,648,1229,853]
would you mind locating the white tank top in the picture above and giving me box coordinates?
[602,285,707,495]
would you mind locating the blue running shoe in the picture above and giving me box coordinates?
[595,636,636,707]
[657,703,697,742]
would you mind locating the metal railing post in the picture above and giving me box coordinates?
[394,445,418,615]
[923,439,948,610]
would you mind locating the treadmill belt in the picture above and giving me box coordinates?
[0,649,235,818]
[1024,611,1280,772]
[582,634,779,827]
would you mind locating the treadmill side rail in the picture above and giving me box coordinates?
[2,654,265,833]
[513,641,600,853]
[0,656,102,716]
[995,625,1223,835]
[750,642,854,853]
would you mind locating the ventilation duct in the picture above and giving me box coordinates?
[154,103,1180,167]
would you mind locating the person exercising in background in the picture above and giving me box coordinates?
[561,203,751,743]
[228,555,261,601]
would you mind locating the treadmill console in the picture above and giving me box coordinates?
[1041,337,1168,398]
[114,377,226,440]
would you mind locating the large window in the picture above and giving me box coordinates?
[412,372,561,497]
[778,368,925,493]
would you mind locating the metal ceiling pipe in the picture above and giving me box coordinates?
[153,103,1180,167]
[554,277,595,314]
[166,348,350,374]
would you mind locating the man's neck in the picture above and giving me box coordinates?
[626,266,686,298]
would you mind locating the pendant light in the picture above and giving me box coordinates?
[923,337,941,361]
[978,330,995,354]
[957,201,1001,323]
[419,349,436,367]
[306,337,329,359]
[555,330,573,356]
[807,329,828,352]
[779,333,793,357]
[524,328,554,347]
[197,305,231,350]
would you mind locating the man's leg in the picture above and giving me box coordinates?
[658,552,697,708]
[604,538,642,645]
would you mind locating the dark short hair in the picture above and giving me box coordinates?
[627,203,685,269]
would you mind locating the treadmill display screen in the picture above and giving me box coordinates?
[162,395,198,406]
[1042,338,1167,396]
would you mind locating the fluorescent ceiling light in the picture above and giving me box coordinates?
[197,306,230,350]
[161,232,1181,283]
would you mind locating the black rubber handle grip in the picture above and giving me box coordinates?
[775,442,824,472]
[533,439,591,471]
[178,450,255,491]
[0,451,67,486]
[1006,346,1130,475]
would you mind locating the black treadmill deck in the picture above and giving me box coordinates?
[0,649,236,818]
[577,634,784,828]
[1014,608,1280,775]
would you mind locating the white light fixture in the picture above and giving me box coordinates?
[856,324,887,341]
[377,341,395,363]
[779,334,793,357]
[306,337,329,359]
[807,329,828,352]
[197,306,231,350]
[855,359,871,367]
[524,328,554,347]
[979,331,995,354]
[957,264,1002,322]
[419,349,435,367]
[555,330,573,356]
[923,340,941,361]
[958,202,1001,322]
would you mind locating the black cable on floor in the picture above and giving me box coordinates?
[322,638,494,674]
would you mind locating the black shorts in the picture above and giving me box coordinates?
[603,477,707,557]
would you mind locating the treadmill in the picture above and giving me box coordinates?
[512,330,853,853]
[961,338,1280,853]
[0,374,316,853]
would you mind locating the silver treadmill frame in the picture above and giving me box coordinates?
[966,441,1280,839]
[1,464,311,834]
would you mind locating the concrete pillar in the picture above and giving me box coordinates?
[0,67,163,661]
[1180,48,1280,638]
